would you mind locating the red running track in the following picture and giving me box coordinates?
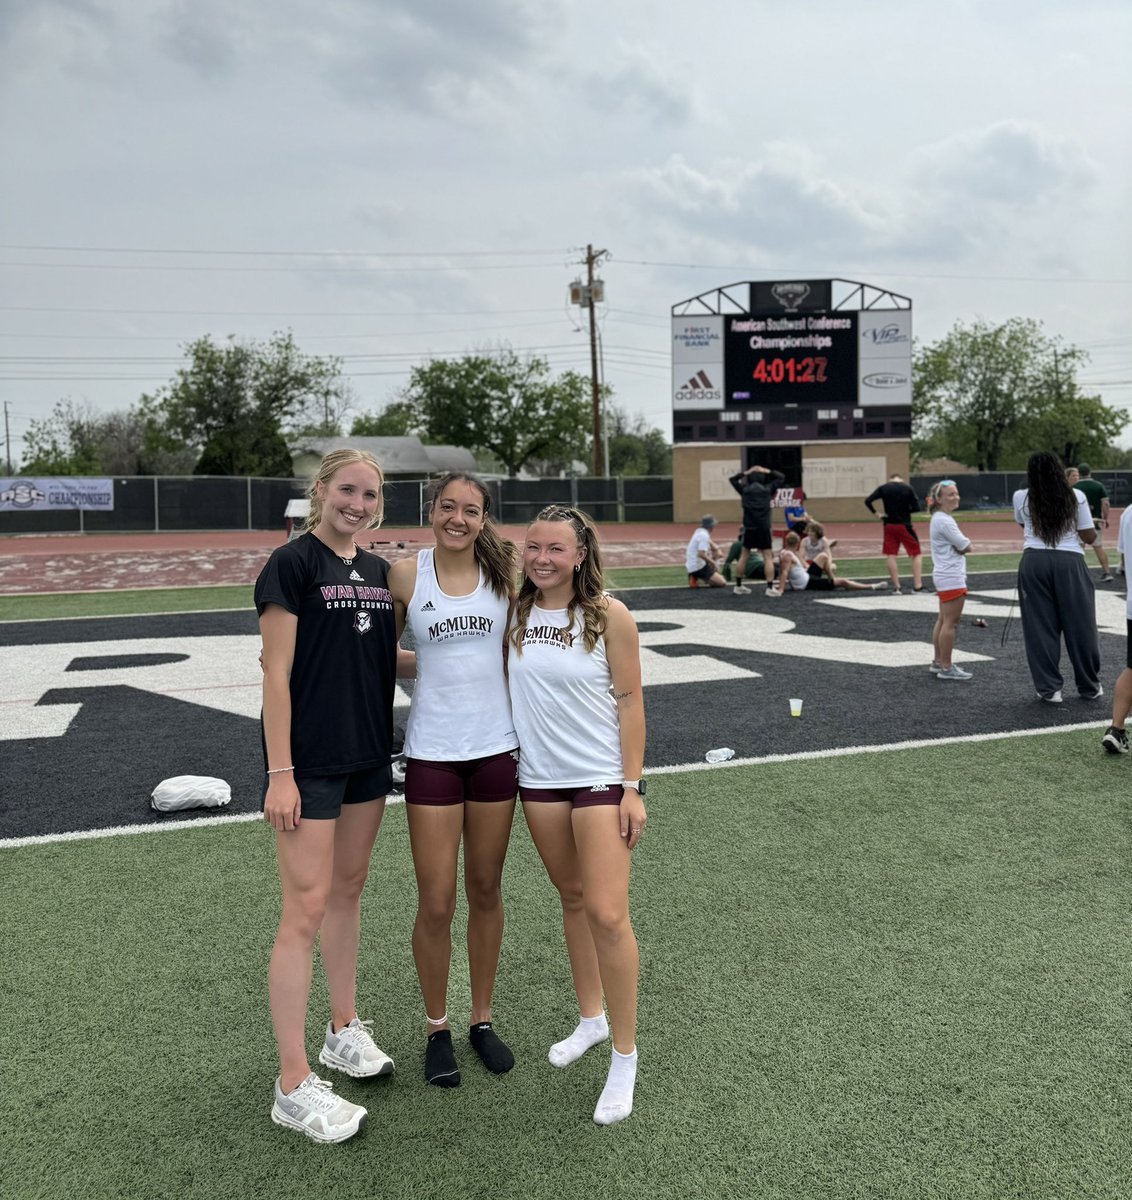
[0,520,1033,594]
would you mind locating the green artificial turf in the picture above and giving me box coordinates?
[3,731,1127,1200]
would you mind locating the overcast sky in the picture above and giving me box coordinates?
[2,0,1130,466]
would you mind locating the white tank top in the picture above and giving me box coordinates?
[403,548,517,761]
[507,603,623,788]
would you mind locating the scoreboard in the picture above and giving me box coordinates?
[671,279,911,443]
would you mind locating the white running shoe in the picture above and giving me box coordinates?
[319,1018,395,1078]
[1038,690,1063,704]
[733,584,751,595]
[936,664,973,681]
[271,1073,367,1143]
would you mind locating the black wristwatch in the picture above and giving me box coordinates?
[622,779,646,797]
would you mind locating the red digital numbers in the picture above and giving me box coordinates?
[751,356,828,384]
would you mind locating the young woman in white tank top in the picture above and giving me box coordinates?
[507,505,646,1126]
[388,474,519,1088]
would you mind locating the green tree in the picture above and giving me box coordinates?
[607,404,671,476]
[397,349,591,476]
[143,332,349,476]
[21,399,103,474]
[21,398,197,475]
[350,400,419,438]
[913,318,1125,470]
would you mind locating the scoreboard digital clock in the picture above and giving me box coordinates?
[724,312,858,408]
[750,355,828,384]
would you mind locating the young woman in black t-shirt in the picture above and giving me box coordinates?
[256,448,407,1144]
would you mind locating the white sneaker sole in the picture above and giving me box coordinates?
[271,1102,367,1143]
[318,1046,395,1079]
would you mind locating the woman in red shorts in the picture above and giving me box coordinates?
[928,480,973,681]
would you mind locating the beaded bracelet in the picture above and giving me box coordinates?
[267,766,294,775]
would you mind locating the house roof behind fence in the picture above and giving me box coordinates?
[290,436,477,477]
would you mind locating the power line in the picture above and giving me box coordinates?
[0,243,570,259]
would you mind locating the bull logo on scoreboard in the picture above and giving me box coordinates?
[771,282,811,312]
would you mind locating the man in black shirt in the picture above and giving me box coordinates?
[729,464,785,595]
[864,473,924,593]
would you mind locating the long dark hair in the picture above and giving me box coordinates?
[1026,452,1078,546]
[510,505,607,655]
[426,472,515,599]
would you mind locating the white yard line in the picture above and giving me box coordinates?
[1,722,1104,850]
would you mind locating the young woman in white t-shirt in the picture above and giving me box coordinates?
[1011,451,1101,702]
[507,505,646,1125]
[389,473,520,1088]
[927,480,973,681]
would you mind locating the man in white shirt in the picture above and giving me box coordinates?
[685,515,727,588]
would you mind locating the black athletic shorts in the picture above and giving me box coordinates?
[261,764,393,821]
[806,563,835,591]
[743,521,772,551]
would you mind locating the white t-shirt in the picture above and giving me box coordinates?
[929,511,971,590]
[1012,488,1093,553]
[507,604,623,788]
[402,548,517,761]
[1119,507,1132,619]
[685,527,714,572]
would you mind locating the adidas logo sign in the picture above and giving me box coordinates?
[675,369,721,403]
[349,569,364,582]
[421,600,436,611]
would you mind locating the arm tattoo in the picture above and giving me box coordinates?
[613,688,634,701]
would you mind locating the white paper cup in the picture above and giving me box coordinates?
[789,698,803,717]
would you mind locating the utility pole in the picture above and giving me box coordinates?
[3,401,11,474]
[574,245,608,476]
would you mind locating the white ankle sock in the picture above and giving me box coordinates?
[548,1013,609,1068]
[593,1046,637,1125]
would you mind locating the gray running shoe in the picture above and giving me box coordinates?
[929,662,943,674]
[936,665,973,681]
[271,1073,367,1143]
[319,1018,395,1079]
[1102,727,1129,754]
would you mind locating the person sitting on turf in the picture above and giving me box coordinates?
[801,521,837,569]
[684,514,727,588]
[722,529,765,582]
[768,531,886,597]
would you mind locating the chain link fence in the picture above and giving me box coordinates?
[0,474,676,536]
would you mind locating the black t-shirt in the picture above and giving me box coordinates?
[254,532,397,776]
[729,470,785,524]
[865,481,920,527]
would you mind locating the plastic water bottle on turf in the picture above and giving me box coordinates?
[705,747,735,763]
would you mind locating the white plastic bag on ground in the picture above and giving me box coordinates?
[150,775,232,812]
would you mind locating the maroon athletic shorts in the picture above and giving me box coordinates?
[405,750,519,806]
[520,783,624,808]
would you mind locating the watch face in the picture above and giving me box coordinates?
[637,780,647,797]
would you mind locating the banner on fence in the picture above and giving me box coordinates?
[0,477,116,511]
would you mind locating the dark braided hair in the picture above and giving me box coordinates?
[1025,452,1078,547]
